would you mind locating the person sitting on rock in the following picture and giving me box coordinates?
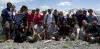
[82,20,100,42]
[33,21,44,40]
[47,21,60,41]
[74,24,83,40]
[59,21,72,41]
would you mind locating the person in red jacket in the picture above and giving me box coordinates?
[34,8,42,24]
[27,9,35,24]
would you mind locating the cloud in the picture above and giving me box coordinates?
[0,0,32,4]
[0,6,3,9]
[0,6,4,11]
[40,5,50,9]
[58,1,71,6]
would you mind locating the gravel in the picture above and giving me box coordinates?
[0,40,100,49]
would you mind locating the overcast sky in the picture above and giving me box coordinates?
[0,0,100,11]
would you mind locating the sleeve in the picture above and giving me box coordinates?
[94,17,98,22]
[56,25,59,30]
[1,9,7,21]
[85,25,92,33]
[34,25,37,30]
[2,9,6,15]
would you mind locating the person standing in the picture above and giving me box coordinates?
[42,10,47,25]
[53,9,58,24]
[1,2,13,41]
[76,10,88,27]
[27,9,35,25]
[45,9,55,25]
[34,8,42,24]
[87,9,98,24]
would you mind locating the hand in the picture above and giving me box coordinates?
[5,21,9,25]
[12,21,15,23]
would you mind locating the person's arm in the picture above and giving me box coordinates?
[37,34,42,40]
[76,33,79,40]
[53,26,59,34]
[1,9,9,25]
[26,15,29,26]
[76,29,80,40]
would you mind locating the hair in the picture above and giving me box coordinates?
[20,5,28,12]
[54,9,57,12]
[7,2,12,6]
[12,5,15,8]
[36,8,40,11]
[48,9,52,12]
[88,9,93,12]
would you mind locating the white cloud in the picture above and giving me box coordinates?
[0,6,4,11]
[0,0,32,4]
[0,6,3,9]
[58,1,71,6]
[40,5,50,9]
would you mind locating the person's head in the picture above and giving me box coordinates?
[78,10,83,14]
[82,20,88,26]
[83,10,87,15]
[44,25,48,30]
[36,8,40,14]
[72,14,77,19]
[7,2,12,8]
[66,14,70,18]
[74,24,80,29]
[38,21,42,26]
[42,10,47,15]
[31,9,35,14]
[88,9,93,15]
[53,9,58,15]
[11,5,15,11]
[63,21,67,26]
[58,11,63,17]
[20,5,28,13]
[48,9,52,14]
[51,21,56,26]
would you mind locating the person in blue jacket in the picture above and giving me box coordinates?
[1,2,13,41]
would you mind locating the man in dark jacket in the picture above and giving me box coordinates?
[1,2,13,41]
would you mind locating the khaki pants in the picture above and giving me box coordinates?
[4,23,14,40]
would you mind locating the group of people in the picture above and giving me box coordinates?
[1,2,100,43]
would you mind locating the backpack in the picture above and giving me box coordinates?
[14,32,27,43]
[92,24,100,37]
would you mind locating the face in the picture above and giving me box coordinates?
[24,8,28,13]
[11,5,15,11]
[79,10,83,14]
[88,10,93,15]
[66,14,70,18]
[72,15,76,19]
[42,11,47,15]
[36,8,40,14]
[7,3,12,8]
[48,9,52,14]
[53,10,57,14]
[38,22,42,26]
[32,10,35,14]
[58,12,63,17]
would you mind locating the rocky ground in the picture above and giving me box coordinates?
[0,40,100,49]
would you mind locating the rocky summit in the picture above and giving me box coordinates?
[0,40,100,49]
